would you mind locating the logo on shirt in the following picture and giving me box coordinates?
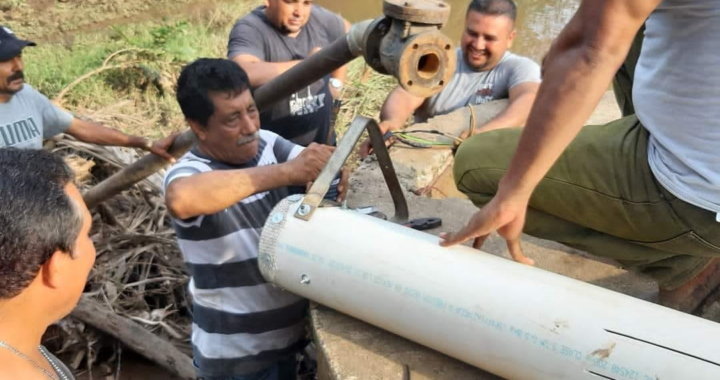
[289,87,326,117]
[474,84,494,104]
[0,117,42,148]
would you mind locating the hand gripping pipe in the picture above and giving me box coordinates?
[259,200,720,380]
[258,113,720,380]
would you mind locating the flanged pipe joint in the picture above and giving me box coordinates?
[362,0,456,98]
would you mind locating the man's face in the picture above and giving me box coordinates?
[193,89,261,165]
[461,11,516,71]
[0,54,25,96]
[61,183,96,314]
[264,0,313,35]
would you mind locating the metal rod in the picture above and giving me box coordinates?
[82,22,373,208]
[295,116,408,223]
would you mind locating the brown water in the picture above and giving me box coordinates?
[315,0,580,63]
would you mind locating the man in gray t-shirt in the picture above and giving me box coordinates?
[361,0,540,157]
[0,26,178,158]
[228,2,350,147]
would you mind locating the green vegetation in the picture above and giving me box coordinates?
[8,0,396,144]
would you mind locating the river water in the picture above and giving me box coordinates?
[315,0,580,63]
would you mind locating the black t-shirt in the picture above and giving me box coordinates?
[228,6,345,147]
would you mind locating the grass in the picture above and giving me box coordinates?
[14,0,397,145]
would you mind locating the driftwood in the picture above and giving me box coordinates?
[49,137,194,378]
[71,296,196,379]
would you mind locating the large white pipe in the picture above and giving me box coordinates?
[259,197,720,380]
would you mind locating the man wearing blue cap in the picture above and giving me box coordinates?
[0,26,177,159]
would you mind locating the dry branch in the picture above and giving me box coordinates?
[71,296,195,379]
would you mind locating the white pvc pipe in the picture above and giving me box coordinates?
[259,197,720,380]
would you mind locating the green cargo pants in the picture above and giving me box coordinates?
[453,31,720,291]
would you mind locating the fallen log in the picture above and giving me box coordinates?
[71,296,196,380]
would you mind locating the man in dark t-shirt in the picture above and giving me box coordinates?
[228,1,350,147]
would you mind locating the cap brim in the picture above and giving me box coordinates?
[0,39,36,61]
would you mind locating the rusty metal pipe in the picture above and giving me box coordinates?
[82,1,455,208]
[254,20,373,111]
[82,22,374,209]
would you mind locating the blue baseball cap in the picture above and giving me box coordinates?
[0,26,36,61]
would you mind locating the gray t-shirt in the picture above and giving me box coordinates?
[416,49,541,122]
[635,0,720,214]
[0,84,74,149]
[228,6,345,147]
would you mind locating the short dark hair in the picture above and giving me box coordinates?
[0,149,84,299]
[467,0,517,22]
[176,58,251,128]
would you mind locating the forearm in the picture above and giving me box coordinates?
[166,164,292,219]
[379,87,424,133]
[330,64,348,84]
[235,59,302,87]
[476,92,537,134]
[330,19,352,84]
[501,25,635,196]
[66,119,146,148]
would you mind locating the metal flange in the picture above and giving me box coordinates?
[383,0,451,26]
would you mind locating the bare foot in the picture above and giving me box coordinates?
[659,259,720,313]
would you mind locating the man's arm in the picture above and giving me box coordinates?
[232,54,305,88]
[166,143,333,220]
[328,18,352,99]
[440,0,661,252]
[359,86,425,158]
[379,86,426,133]
[65,118,177,161]
[474,82,540,134]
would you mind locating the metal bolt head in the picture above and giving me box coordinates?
[300,274,311,285]
[298,204,311,216]
[288,194,303,203]
[270,212,284,224]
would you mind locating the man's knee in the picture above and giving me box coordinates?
[453,128,522,196]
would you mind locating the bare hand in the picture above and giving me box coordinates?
[359,121,395,159]
[439,191,535,266]
[287,143,334,186]
[146,132,181,163]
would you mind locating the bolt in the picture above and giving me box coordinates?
[300,274,311,285]
[288,194,303,203]
[270,212,284,224]
[298,204,311,216]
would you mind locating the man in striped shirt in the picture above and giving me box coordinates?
[164,58,341,379]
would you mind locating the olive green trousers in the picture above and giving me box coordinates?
[453,30,720,290]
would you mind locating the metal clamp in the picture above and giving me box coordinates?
[294,116,409,224]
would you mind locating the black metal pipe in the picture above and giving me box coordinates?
[255,34,358,111]
[83,23,371,208]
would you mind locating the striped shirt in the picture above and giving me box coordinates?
[164,130,308,377]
